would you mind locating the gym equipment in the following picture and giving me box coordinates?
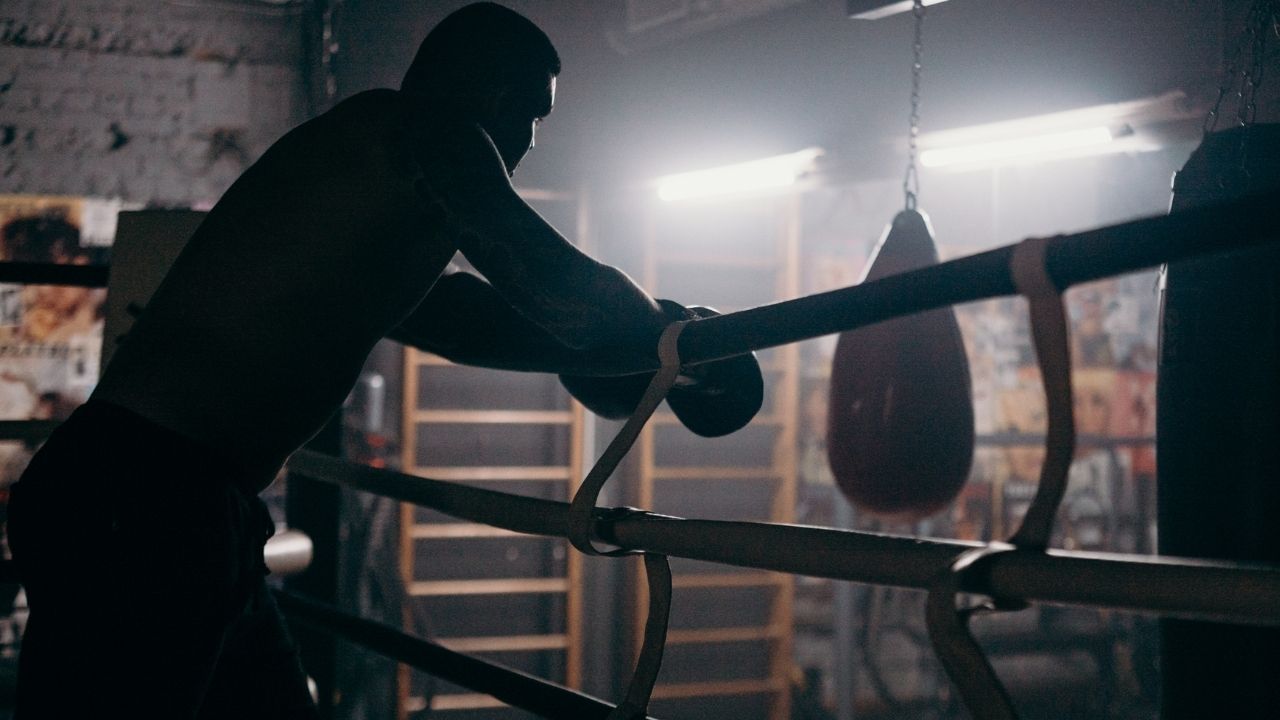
[826,0,973,519]
[826,210,973,518]
[1158,124,1280,718]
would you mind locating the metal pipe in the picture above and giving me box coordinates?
[287,451,1280,626]
[264,529,313,577]
[0,420,63,442]
[0,262,109,287]
[0,528,314,582]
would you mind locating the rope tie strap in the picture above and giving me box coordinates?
[925,544,1027,720]
[607,553,672,720]
[1006,235,1076,551]
[926,236,1075,719]
[565,319,685,719]
[567,320,688,556]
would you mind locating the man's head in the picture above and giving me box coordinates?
[402,3,560,174]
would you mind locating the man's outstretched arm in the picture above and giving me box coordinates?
[411,123,669,364]
[388,268,662,376]
[389,269,764,437]
[402,123,763,434]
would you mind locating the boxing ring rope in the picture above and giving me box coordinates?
[287,449,1280,626]
[276,590,657,720]
[669,190,1280,371]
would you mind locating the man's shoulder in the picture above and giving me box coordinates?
[326,88,409,123]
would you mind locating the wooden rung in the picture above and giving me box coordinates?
[409,523,525,539]
[650,677,787,700]
[438,633,569,653]
[650,466,782,481]
[409,578,569,596]
[667,625,786,645]
[672,571,788,589]
[411,466,572,482]
[411,693,505,711]
[408,351,454,367]
[412,409,573,424]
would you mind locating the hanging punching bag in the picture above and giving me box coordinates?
[826,209,974,519]
[1158,125,1280,718]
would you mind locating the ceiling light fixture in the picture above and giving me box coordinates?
[655,147,824,202]
[846,0,951,20]
[921,126,1118,169]
[917,91,1193,171]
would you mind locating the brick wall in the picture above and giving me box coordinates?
[0,0,310,205]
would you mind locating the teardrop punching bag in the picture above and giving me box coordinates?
[1158,125,1280,718]
[826,209,974,520]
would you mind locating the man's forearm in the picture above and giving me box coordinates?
[453,192,667,355]
[389,271,662,376]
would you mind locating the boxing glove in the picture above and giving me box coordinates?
[560,301,764,437]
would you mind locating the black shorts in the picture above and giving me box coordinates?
[6,400,318,719]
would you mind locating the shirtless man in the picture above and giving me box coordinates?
[6,4,759,718]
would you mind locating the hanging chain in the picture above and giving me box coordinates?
[320,0,344,108]
[1238,1,1272,127]
[903,0,925,211]
[1201,1,1277,189]
[1204,0,1276,133]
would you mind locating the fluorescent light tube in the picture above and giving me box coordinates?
[847,0,952,20]
[915,92,1190,171]
[656,147,823,202]
[920,126,1115,169]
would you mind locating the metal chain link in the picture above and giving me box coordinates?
[1238,0,1272,127]
[321,0,344,108]
[1205,0,1275,134]
[903,0,926,210]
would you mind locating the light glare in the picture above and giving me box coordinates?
[657,148,823,202]
[848,0,952,21]
[920,126,1115,169]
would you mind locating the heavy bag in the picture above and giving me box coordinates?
[826,209,974,519]
[1158,125,1280,718]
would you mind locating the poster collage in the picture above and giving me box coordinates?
[0,196,119,486]
[0,195,120,659]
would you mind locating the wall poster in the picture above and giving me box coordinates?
[0,195,119,484]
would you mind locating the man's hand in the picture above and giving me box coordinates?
[663,304,764,437]
[559,301,764,437]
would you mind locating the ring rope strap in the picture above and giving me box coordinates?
[608,553,673,720]
[568,320,688,556]
[926,237,1076,720]
[1006,235,1076,551]
[566,319,686,719]
[925,544,1024,720]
